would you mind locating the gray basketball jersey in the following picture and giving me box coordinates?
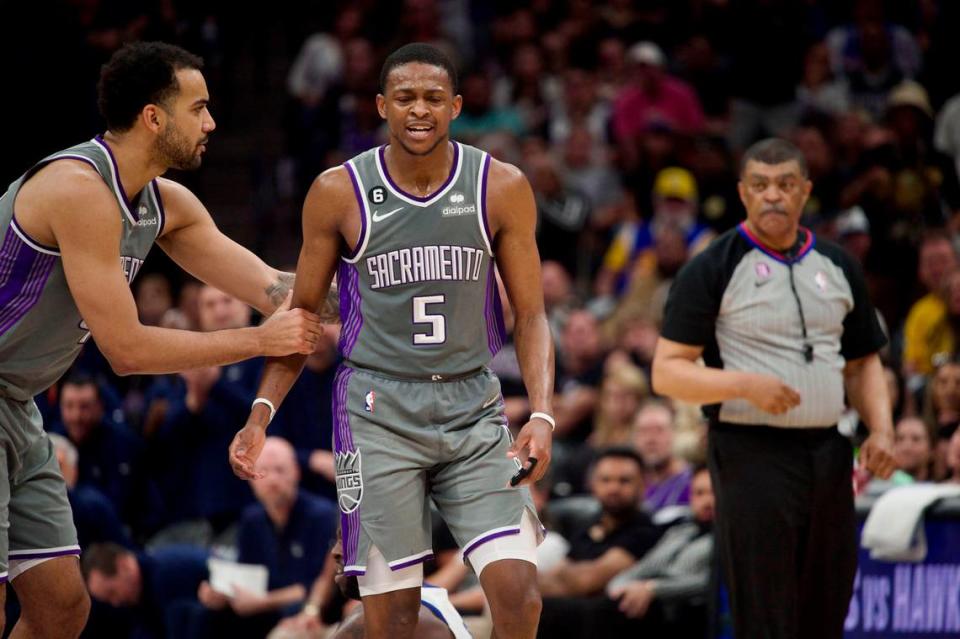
[0,137,163,400]
[337,143,507,379]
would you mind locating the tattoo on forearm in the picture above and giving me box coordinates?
[265,272,296,308]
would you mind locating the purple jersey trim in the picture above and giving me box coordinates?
[94,135,139,221]
[484,263,505,356]
[378,143,459,203]
[390,552,435,571]
[337,262,363,358]
[342,163,367,259]
[343,568,366,577]
[10,218,58,253]
[0,226,58,336]
[8,547,81,560]
[151,180,166,238]
[479,153,493,249]
[463,527,520,557]
[737,222,815,265]
[333,366,361,569]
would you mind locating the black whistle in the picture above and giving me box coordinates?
[803,343,813,363]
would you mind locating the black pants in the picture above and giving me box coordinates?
[708,422,857,639]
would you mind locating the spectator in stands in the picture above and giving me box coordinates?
[591,363,649,447]
[601,465,716,636]
[51,374,150,536]
[150,286,259,537]
[538,448,660,600]
[923,359,960,480]
[529,151,592,279]
[796,42,850,117]
[50,433,131,550]
[893,417,934,482]
[198,438,336,638]
[450,71,525,145]
[554,309,606,441]
[903,233,958,377]
[83,542,209,639]
[935,89,960,182]
[631,400,692,514]
[945,427,960,483]
[548,67,611,146]
[134,273,174,328]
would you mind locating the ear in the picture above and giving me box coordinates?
[141,105,164,134]
[736,179,748,208]
[451,94,463,120]
[376,94,387,120]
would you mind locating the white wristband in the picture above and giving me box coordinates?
[529,412,556,431]
[252,397,276,423]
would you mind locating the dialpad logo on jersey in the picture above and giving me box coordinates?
[364,390,376,413]
[442,191,476,217]
[335,449,363,513]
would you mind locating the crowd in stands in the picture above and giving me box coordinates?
[8,0,960,637]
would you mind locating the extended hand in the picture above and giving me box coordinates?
[610,581,655,619]
[229,422,266,480]
[258,299,323,356]
[506,418,552,487]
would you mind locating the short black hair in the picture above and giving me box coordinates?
[62,373,100,400]
[740,138,808,177]
[81,542,132,580]
[591,446,645,473]
[379,43,458,94]
[98,41,204,133]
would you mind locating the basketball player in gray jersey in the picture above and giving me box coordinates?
[0,42,323,637]
[230,44,554,638]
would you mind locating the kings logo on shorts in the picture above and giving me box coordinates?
[335,449,363,513]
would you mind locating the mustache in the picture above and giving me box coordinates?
[761,206,787,214]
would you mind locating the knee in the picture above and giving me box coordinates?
[35,583,90,636]
[491,577,541,620]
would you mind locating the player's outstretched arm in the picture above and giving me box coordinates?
[156,178,294,315]
[486,159,555,486]
[230,167,348,480]
[37,163,321,374]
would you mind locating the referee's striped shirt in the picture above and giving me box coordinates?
[660,223,887,428]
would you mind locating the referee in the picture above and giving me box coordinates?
[651,138,896,639]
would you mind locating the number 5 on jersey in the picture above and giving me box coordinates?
[413,295,446,345]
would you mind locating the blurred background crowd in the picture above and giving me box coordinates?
[5,0,960,637]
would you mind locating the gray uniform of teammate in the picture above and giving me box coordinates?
[0,137,163,580]
[333,142,539,575]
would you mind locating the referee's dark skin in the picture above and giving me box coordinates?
[653,157,896,476]
[652,149,896,639]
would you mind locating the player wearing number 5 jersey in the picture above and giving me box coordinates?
[230,43,555,639]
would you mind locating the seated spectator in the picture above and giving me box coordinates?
[450,72,525,145]
[892,417,934,482]
[923,359,960,480]
[49,433,131,550]
[601,465,715,636]
[903,232,958,378]
[796,42,850,117]
[590,362,649,448]
[83,542,209,639]
[528,152,592,279]
[149,286,259,536]
[198,438,337,638]
[553,309,606,441]
[538,448,660,599]
[50,374,152,536]
[945,427,960,483]
[631,400,692,515]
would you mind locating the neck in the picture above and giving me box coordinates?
[600,509,633,530]
[644,457,680,484]
[265,499,294,528]
[384,140,453,197]
[744,220,802,253]
[100,130,166,201]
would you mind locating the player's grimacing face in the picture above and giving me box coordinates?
[377,62,462,156]
[155,68,215,170]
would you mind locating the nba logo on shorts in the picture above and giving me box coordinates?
[364,390,376,413]
[335,450,363,513]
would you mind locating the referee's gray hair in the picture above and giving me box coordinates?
[48,433,78,468]
[740,138,808,177]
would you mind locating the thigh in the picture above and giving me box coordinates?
[333,367,434,572]
[708,425,809,639]
[430,372,540,559]
[8,434,79,575]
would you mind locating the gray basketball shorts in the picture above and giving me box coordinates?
[332,364,540,575]
[0,398,79,581]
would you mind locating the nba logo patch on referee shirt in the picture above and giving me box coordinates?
[755,261,772,285]
[364,390,376,413]
[814,271,828,292]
